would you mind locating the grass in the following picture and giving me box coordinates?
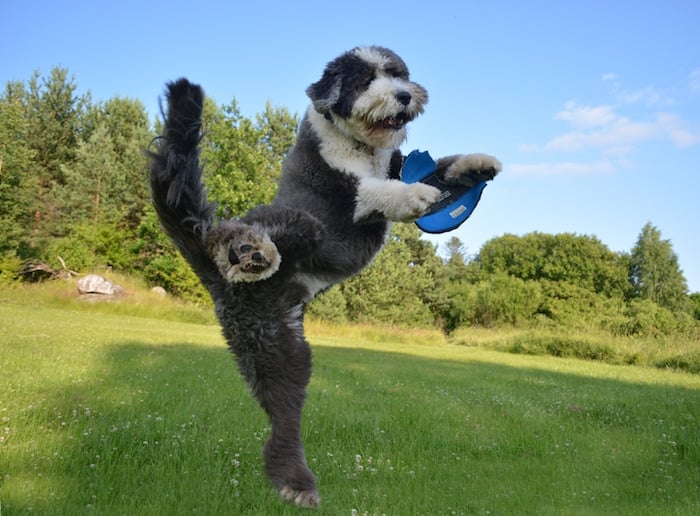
[450,326,700,374]
[1,285,699,514]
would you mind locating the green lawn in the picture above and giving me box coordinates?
[1,301,699,514]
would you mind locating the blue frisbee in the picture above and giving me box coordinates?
[401,150,488,234]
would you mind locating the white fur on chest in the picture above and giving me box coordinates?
[306,106,441,224]
[307,107,392,179]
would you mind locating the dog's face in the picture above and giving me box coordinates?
[306,46,428,149]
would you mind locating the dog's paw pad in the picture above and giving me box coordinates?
[209,225,282,283]
[279,485,321,508]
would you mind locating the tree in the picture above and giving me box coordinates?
[478,232,629,298]
[0,82,36,257]
[201,99,298,217]
[442,236,468,266]
[340,224,436,326]
[629,222,689,312]
[86,97,152,228]
[470,273,542,327]
[17,68,92,244]
[689,293,700,321]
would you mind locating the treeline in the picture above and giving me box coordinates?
[1,68,699,337]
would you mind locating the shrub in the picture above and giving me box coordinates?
[471,273,542,327]
[537,280,627,331]
[307,285,347,324]
[504,332,616,362]
[620,298,684,337]
[41,222,135,272]
[141,253,209,303]
[0,252,23,285]
[654,352,700,374]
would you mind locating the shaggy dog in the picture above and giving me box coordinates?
[149,46,501,508]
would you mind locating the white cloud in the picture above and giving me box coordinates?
[542,114,659,152]
[515,75,700,177]
[618,86,662,106]
[539,106,698,154]
[555,101,616,128]
[604,75,673,107]
[655,112,700,147]
[669,127,700,147]
[690,69,700,93]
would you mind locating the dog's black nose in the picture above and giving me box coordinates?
[396,91,412,106]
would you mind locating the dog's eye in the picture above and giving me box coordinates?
[240,244,253,253]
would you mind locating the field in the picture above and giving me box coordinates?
[1,284,699,514]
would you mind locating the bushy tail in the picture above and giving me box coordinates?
[148,79,220,290]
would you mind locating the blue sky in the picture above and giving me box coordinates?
[4,0,700,292]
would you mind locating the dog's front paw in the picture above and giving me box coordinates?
[394,182,441,222]
[206,222,281,283]
[437,153,502,187]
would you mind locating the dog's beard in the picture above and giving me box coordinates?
[339,77,428,149]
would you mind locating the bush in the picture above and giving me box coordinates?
[42,222,135,272]
[537,280,627,331]
[0,252,23,285]
[141,253,209,303]
[690,293,700,321]
[505,332,616,362]
[619,298,687,338]
[307,285,347,324]
[471,273,542,327]
[654,352,700,374]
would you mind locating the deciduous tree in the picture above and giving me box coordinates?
[629,222,689,312]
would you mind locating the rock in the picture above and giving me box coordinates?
[77,274,122,296]
[151,286,167,296]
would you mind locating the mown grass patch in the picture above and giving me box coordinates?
[1,273,216,325]
[2,299,699,514]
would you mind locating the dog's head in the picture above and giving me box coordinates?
[307,46,428,149]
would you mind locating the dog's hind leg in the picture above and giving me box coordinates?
[235,324,320,508]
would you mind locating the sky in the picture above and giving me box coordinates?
[3,0,700,292]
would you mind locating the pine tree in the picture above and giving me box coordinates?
[0,82,36,256]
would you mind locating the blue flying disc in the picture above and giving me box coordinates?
[401,150,487,234]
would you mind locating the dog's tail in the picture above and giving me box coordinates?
[148,79,221,290]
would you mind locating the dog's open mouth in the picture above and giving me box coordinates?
[379,112,409,130]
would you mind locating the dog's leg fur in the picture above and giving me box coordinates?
[148,79,281,289]
[435,153,502,188]
[149,79,322,508]
[237,338,319,507]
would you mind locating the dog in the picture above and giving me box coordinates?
[149,45,500,509]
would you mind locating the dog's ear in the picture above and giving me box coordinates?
[306,68,342,117]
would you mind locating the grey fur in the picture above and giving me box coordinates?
[149,46,501,509]
[149,79,324,508]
